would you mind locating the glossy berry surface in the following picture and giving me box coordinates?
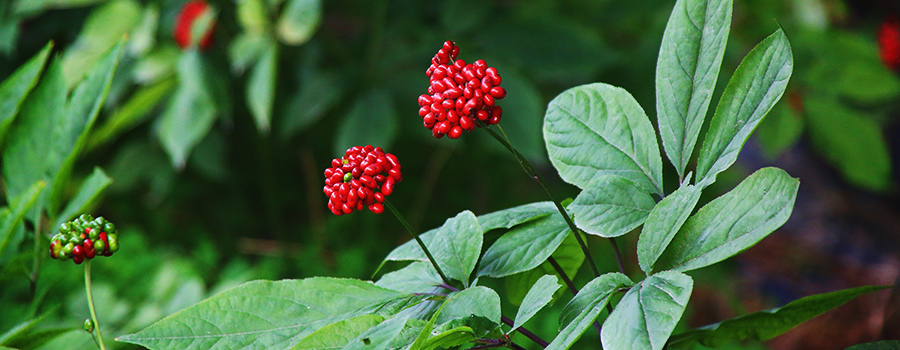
[879,16,900,71]
[419,41,506,139]
[50,215,120,264]
[324,145,402,215]
[174,0,216,50]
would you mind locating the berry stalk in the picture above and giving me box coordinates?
[384,199,451,286]
[84,261,107,350]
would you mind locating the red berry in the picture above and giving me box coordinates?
[368,203,385,214]
[879,16,900,70]
[323,146,401,215]
[174,0,216,51]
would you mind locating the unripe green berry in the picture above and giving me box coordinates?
[63,242,75,255]
[94,239,105,253]
[83,319,94,333]
[108,235,119,253]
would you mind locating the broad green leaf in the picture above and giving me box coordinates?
[754,95,803,159]
[133,45,179,83]
[289,315,383,350]
[544,83,663,195]
[129,4,158,55]
[436,287,501,326]
[229,33,271,73]
[117,278,405,350]
[506,232,583,306]
[53,167,112,230]
[420,327,476,350]
[61,0,140,88]
[2,57,65,214]
[158,49,218,169]
[806,95,891,191]
[343,314,409,350]
[695,29,793,187]
[570,175,655,238]
[375,261,442,294]
[88,76,177,150]
[334,89,397,156]
[278,70,343,138]
[844,341,900,350]
[48,42,123,215]
[655,167,798,272]
[477,213,570,278]
[512,275,560,331]
[477,201,556,231]
[601,271,693,350]
[431,211,482,286]
[247,42,278,134]
[409,294,451,350]
[237,0,271,34]
[547,272,632,350]
[277,0,321,45]
[14,0,112,16]
[0,184,45,260]
[669,285,888,348]
[0,42,52,145]
[637,184,702,274]
[656,0,732,178]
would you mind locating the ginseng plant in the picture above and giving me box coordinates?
[118,0,888,349]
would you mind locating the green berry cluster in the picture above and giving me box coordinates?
[50,215,119,264]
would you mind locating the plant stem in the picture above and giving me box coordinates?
[479,123,612,276]
[501,315,549,348]
[84,261,107,350]
[384,199,451,286]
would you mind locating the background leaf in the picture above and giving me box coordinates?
[477,212,571,278]
[247,42,278,134]
[117,278,405,350]
[656,0,732,178]
[60,0,139,88]
[334,89,398,156]
[0,42,52,145]
[512,275,560,332]
[277,0,321,45]
[0,182,45,260]
[547,272,632,350]
[601,271,693,350]
[544,83,663,195]
[53,167,112,230]
[637,184,702,274]
[569,175,655,238]
[695,29,793,187]
[655,167,799,272]
[669,285,888,348]
[157,49,218,169]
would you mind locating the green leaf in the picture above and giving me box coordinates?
[656,0,732,178]
[754,95,803,159]
[431,211,482,286]
[544,83,663,195]
[48,41,124,217]
[117,278,405,350]
[637,184,702,274]
[88,76,177,150]
[844,341,900,350]
[512,275,560,331]
[420,327,476,350]
[547,272,632,350]
[375,261,442,294]
[53,167,111,230]
[695,29,793,187]
[669,285,888,348]
[2,57,65,215]
[14,0,112,17]
[158,49,218,169]
[289,315,384,350]
[600,271,693,350]
[505,231,583,306]
[247,42,278,134]
[278,70,342,138]
[569,175,655,238]
[343,314,409,350]
[0,42,52,146]
[805,95,891,191]
[229,33,271,74]
[655,167,799,273]
[477,201,556,231]
[334,89,398,156]
[60,0,140,88]
[277,0,321,45]
[237,0,271,34]
[0,184,45,261]
[477,212,571,278]
[436,287,501,326]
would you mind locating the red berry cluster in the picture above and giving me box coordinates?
[324,145,402,215]
[879,16,900,71]
[418,41,507,139]
[50,215,120,265]
[174,0,216,50]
